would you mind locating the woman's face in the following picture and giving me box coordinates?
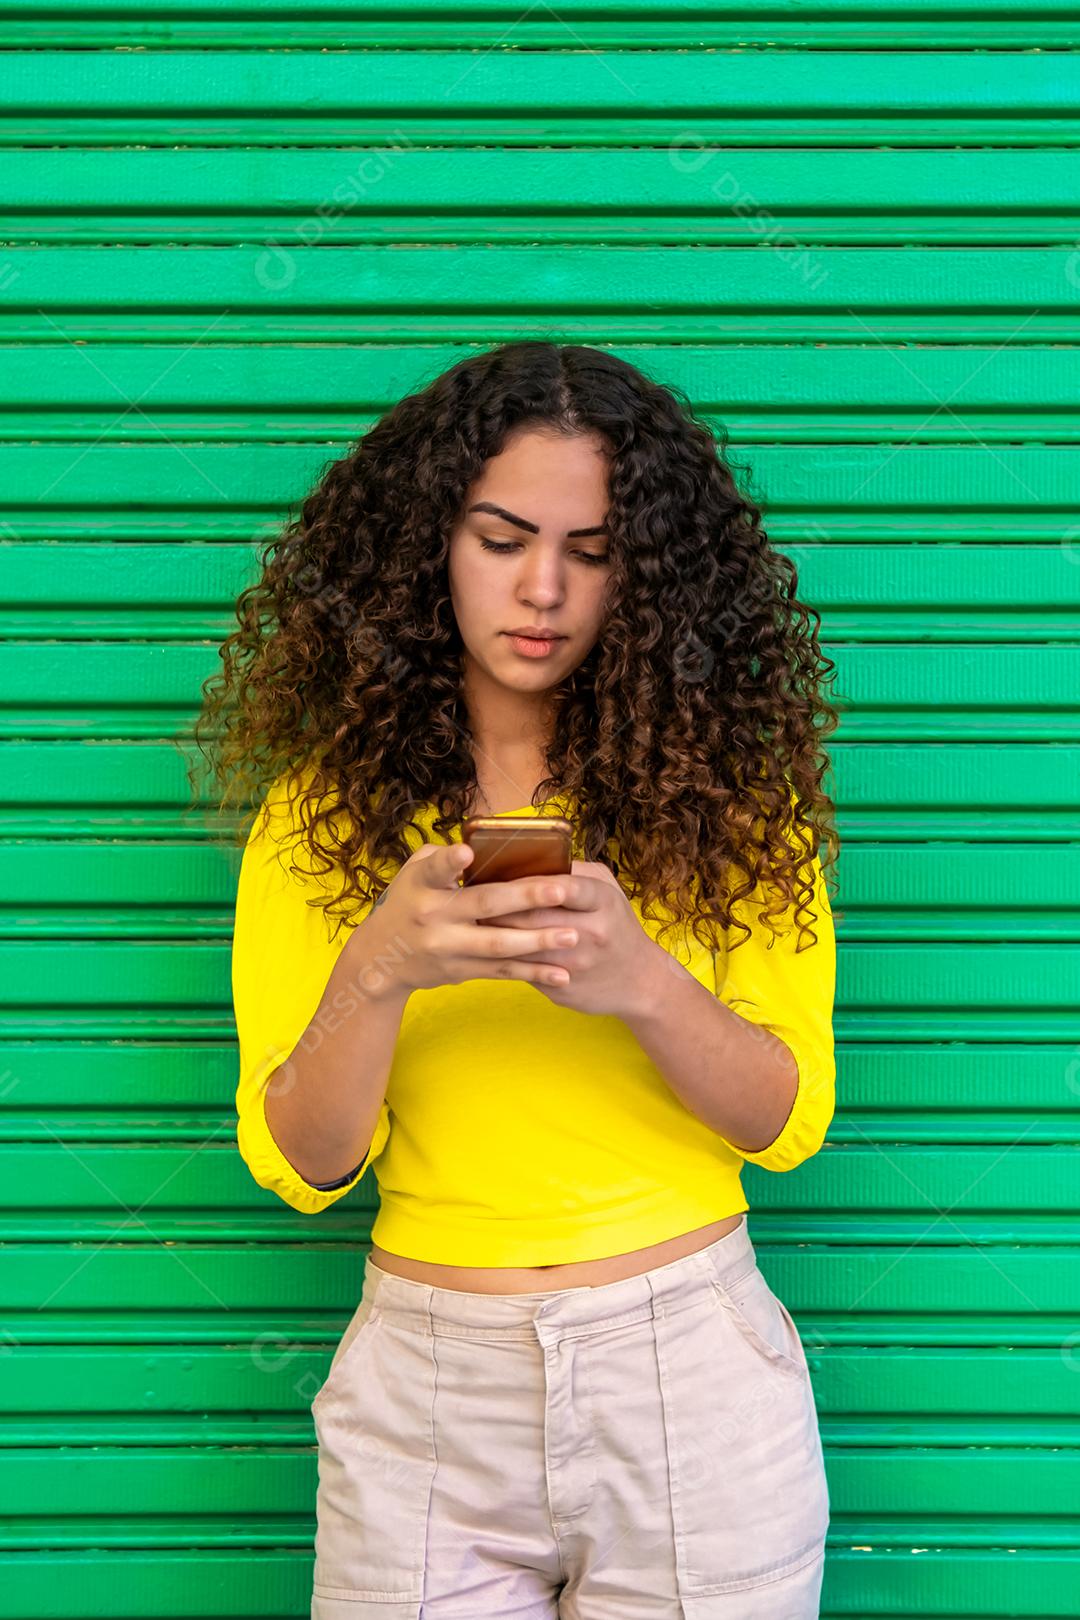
[448,427,615,715]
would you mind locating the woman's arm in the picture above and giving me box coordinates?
[621,852,836,1173]
[232,774,403,1213]
[260,921,409,1188]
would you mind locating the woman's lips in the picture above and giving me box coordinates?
[503,632,567,658]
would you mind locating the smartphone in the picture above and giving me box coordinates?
[460,815,573,887]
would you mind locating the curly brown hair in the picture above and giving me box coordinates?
[186,340,844,957]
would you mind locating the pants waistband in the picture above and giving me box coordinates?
[361,1215,756,1342]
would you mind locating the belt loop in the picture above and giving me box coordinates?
[691,1247,717,1290]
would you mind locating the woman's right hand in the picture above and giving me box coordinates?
[352,842,578,996]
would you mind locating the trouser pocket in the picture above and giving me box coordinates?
[311,1305,437,1615]
[653,1274,830,1600]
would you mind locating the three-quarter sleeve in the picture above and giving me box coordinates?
[231,775,392,1214]
[712,842,837,1174]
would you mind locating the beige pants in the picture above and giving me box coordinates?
[310,1214,829,1618]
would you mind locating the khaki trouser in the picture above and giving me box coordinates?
[310,1213,829,1618]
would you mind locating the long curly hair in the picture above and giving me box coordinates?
[186,340,844,957]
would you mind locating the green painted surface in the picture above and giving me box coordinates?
[2,4,1077,1613]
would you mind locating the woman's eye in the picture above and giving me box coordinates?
[479,538,609,566]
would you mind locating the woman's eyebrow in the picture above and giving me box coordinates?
[468,500,608,538]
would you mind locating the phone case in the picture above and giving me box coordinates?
[460,815,573,886]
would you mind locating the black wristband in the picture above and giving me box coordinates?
[310,1161,364,1190]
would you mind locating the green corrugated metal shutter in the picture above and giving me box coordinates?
[3,3,1078,1614]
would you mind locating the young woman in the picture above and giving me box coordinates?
[194,341,842,1619]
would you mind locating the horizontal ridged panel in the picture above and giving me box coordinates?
[6,1140,1080,1210]
[5,1230,1080,1311]
[3,1037,1078,1112]
[6,346,1080,445]
[3,543,1079,645]
[2,52,1080,147]
[1,248,1078,343]
[2,643,1077,740]
[4,150,1080,243]
[4,1341,1079,1415]
[7,444,1080,515]
[0,739,1076,824]
[0,0,1078,50]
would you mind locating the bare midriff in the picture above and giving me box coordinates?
[369,1213,745,1294]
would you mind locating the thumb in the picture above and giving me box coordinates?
[419,840,474,886]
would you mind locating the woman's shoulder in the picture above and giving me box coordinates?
[243,762,357,894]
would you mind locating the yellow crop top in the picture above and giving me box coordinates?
[231,772,837,1265]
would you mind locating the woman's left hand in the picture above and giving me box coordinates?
[478,859,664,1018]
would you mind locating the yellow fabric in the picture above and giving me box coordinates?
[231,772,837,1264]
